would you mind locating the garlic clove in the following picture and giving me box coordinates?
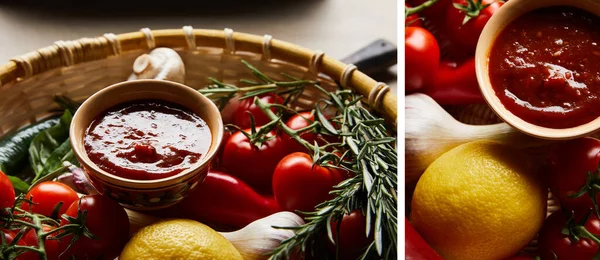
[128,47,186,84]
[221,211,305,260]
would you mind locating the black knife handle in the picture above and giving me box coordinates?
[340,39,398,76]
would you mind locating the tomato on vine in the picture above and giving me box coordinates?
[445,0,504,52]
[538,210,600,259]
[547,137,600,214]
[221,127,288,194]
[58,195,129,260]
[405,27,440,93]
[0,171,15,213]
[231,94,283,129]
[272,152,346,212]
[327,210,372,259]
[21,181,79,219]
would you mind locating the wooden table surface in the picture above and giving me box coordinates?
[0,0,397,91]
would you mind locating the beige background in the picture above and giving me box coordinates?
[0,0,397,89]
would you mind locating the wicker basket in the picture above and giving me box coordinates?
[0,26,397,139]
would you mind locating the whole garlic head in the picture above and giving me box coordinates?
[128,47,185,84]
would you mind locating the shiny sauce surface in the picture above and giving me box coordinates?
[84,100,211,180]
[489,6,600,128]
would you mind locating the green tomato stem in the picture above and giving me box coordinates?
[405,0,440,17]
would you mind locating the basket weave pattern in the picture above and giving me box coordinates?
[0,27,397,138]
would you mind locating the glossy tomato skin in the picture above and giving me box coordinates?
[272,152,345,212]
[21,182,79,218]
[327,210,373,259]
[59,195,129,260]
[221,129,288,194]
[231,94,282,129]
[0,171,15,212]
[405,27,440,93]
[538,211,600,259]
[547,137,600,213]
[283,112,323,154]
[445,0,504,52]
[23,225,61,260]
[2,230,37,260]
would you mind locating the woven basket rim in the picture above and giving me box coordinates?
[0,27,397,126]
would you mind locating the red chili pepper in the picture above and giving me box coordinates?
[424,57,486,105]
[406,217,442,260]
[151,170,281,230]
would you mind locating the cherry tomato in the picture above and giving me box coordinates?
[283,112,326,154]
[21,182,79,219]
[327,210,373,259]
[231,94,283,129]
[412,0,453,21]
[58,195,129,260]
[405,4,423,27]
[221,128,288,194]
[547,137,600,213]
[1,230,36,260]
[445,0,504,52]
[538,210,600,259]
[272,152,346,212]
[405,27,440,92]
[0,171,15,213]
[22,225,61,260]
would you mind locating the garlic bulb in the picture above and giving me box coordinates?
[221,212,305,260]
[405,93,551,185]
[124,210,304,260]
[128,47,185,84]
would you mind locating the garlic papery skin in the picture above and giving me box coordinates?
[128,47,185,84]
[220,211,305,260]
[405,93,552,185]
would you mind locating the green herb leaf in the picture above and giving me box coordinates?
[33,138,78,183]
[28,110,73,180]
[7,176,29,195]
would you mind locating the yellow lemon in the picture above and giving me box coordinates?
[410,140,546,260]
[120,218,243,260]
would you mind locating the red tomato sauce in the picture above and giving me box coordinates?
[489,6,600,128]
[84,100,211,180]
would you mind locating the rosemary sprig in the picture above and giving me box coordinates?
[199,60,397,259]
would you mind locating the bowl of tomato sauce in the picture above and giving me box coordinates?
[70,79,223,210]
[476,0,600,139]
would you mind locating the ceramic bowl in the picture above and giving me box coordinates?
[70,79,224,210]
[475,0,600,140]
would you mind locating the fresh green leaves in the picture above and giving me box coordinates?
[7,176,29,194]
[28,110,77,183]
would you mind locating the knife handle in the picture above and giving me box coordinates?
[340,39,398,76]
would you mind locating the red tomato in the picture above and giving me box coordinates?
[411,0,453,21]
[1,230,37,260]
[538,210,600,259]
[23,225,61,260]
[221,128,288,194]
[405,27,440,92]
[0,171,15,212]
[231,94,283,129]
[327,210,373,259]
[405,4,423,27]
[547,137,600,213]
[272,152,346,212]
[283,112,322,154]
[58,195,129,260]
[445,0,504,52]
[21,182,79,219]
